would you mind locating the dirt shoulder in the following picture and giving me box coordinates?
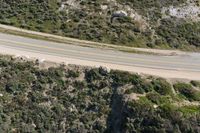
[0,24,188,56]
[0,46,200,81]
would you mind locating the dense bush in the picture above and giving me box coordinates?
[146,92,171,105]
[0,55,199,132]
[121,99,200,133]
[157,19,200,49]
[174,82,200,101]
[191,80,200,88]
[0,0,198,50]
[151,78,173,95]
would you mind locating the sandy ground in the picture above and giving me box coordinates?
[0,46,200,80]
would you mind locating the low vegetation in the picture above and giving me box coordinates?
[191,80,200,88]
[0,55,199,132]
[174,82,200,101]
[0,0,199,50]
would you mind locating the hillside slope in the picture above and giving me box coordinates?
[0,55,200,132]
[0,0,199,50]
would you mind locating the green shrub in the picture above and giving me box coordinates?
[85,68,103,82]
[146,92,171,105]
[178,106,200,116]
[110,70,133,86]
[66,69,80,78]
[125,80,153,94]
[191,80,200,88]
[174,82,200,101]
[151,78,173,95]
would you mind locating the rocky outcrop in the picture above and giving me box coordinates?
[162,0,200,22]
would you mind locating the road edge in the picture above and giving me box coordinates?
[0,24,187,56]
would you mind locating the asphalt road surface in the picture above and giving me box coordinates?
[0,32,200,80]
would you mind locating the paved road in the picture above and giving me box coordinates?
[0,32,200,80]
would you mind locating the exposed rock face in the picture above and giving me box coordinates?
[162,0,200,22]
[112,10,128,18]
[59,0,81,12]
